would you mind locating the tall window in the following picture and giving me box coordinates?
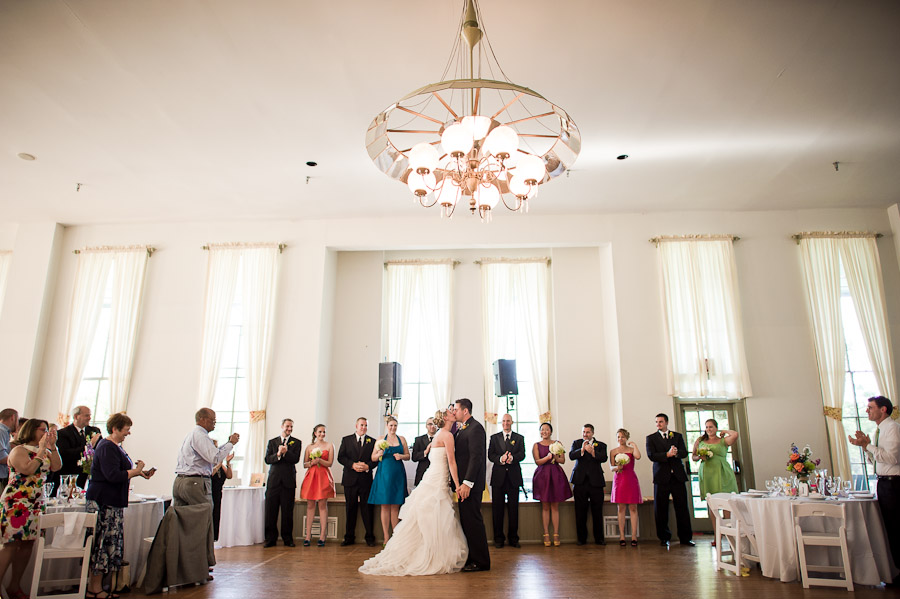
[74,275,113,428]
[209,266,250,468]
[395,310,435,443]
[839,267,879,490]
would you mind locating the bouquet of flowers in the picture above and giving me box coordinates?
[697,447,713,461]
[614,453,630,467]
[309,448,323,460]
[548,441,565,458]
[786,443,820,476]
[77,441,95,475]
[376,439,389,460]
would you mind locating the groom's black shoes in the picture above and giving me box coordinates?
[494,541,504,548]
[340,539,354,547]
[462,563,490,572]
[509,541,521,548]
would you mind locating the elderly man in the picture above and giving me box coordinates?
[488,414,525,548]
[174,408,239,507]
[849,395,899,584]
[50,405,102,495]
[411,417,438,487]
[0,408,18,489]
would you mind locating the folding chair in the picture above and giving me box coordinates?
[791,501,854,591]
[706,494,741,575]
[30,512,97,599]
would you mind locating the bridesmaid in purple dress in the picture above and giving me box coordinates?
[610,428,643,546]
[532,422,573,546]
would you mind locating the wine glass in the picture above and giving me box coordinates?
[842,480,852,496]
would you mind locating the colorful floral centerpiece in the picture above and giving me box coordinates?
[786,443,820,479]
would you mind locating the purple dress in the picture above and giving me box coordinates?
[610,451,642,504]
[532,444,573,503]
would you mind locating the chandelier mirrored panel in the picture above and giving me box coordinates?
[365,0,580,221]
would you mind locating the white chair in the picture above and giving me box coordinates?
[728,497,761,570]
[30,511,97,599]
[707,494,741,575]
[791,502,854,591]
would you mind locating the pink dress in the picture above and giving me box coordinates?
[610,451,642,504]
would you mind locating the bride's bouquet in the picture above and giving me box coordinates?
[697,447,713,461]
[548,441,565,458]
[376,439,389,460]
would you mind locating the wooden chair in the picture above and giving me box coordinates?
[791,502,854,591]
[30,512,97,599]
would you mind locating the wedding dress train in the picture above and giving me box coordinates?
[359,447,468,575]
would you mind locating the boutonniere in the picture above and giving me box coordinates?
[510,439,515,445]
[593,442,598,447]
[460,423,468,431]
[366,438,372,443]
[668,432,673,439]
[288,440,295,446]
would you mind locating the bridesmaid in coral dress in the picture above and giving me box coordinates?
[300,424,335,546]
[610,428,643,546]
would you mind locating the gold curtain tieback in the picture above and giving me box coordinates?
[484,413,498,424]
[539,411,552,424]
[57,412,71,427]
[823,406,842,420]
[249,410,267,423]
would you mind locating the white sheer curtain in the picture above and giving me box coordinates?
[840,238,898,405]
[799,238,851,479]
[197,245,281,476]
[481,260,550,435]
[106,249,150,415]
[384,262,453,414]
[658,239,752,399]
[0,251,11,318]
[241,247,281,477]
[58,252,112,425]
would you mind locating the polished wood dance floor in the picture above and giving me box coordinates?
[127,539,893,598]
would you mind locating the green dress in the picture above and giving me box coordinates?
[698,440,738,496]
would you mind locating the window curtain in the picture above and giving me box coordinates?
[59,247,149,425]
[840,238,898,407]
[799,238,851,480]
[384,262,453,415]
[658,239,753,399]
[197,244,281,476]
[0,251,11,317]
[481,260,549,435]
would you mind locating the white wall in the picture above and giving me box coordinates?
[1,207,897,498]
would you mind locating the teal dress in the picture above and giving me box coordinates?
[698,440,738,497]
[368,439,408,505]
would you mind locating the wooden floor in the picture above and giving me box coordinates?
[126,538,894,599]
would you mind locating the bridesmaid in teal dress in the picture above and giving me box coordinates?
[692,419,739,540]
[368,417,410,545]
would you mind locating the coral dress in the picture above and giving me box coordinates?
[698,441,738,497]
[532,444,573,503]
[610,451,642,504]
[1,446,50,543]
[300,449,335,500]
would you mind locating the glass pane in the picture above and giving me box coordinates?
[398,423,417,443]
[221,325,241,368]
[852,372,879,406]
[212,378,237,411]
[842,375,858,416]
[232,379,249,412]
[75,379,100,408]
[516,388,538,422]
[417,385,435,417]
[95,380,111,421]
[685,411,700,431]
[713,410,729,429]
[83,316,110,378]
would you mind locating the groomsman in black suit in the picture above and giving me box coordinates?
[569,423,608,545]
[263,418,302,547]
[337,417,378,547]
[50,405,102,495]
[646,413,694,547]
[411,417,438,486]
[453,398,490,572]
[488,414,525,548]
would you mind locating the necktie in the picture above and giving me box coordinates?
[79,429,86,442]
[873,427,880,474]
[505,434,510,444]
[428,436,433,444]
[358,436,363,450]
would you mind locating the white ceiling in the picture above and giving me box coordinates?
[2,0,899,225]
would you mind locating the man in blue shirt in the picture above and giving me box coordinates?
[0,408,19,489]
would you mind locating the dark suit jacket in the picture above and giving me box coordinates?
[411,433,435,486]
[454,417,486,494]
[646,430,689,485]
[56,424,102,475]
[337,434,378,487]
[488,431,525,488]
[264,436,302,489]
[568,438,608,487]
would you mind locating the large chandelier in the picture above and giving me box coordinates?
[365,0,580,221]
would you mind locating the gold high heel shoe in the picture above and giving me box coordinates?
[542,533,551,547]
[553,533,561,546]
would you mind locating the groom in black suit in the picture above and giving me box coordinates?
[646,413,694,547]
[453,398,490,572]
[337,417,378,547]
[263,418,302,547]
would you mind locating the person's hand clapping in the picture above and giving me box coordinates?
[90,433,101,447]
[229,432,240,445]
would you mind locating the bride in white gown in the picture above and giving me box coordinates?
[359,409,468,576]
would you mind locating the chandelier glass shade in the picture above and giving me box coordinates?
[365,1,580,221]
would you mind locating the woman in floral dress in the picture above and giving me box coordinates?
[0,419,62,599]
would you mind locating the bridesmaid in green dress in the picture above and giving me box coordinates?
[692,419,738,538]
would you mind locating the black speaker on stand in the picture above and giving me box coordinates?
[493,359,518,413]
[379,362,402,419]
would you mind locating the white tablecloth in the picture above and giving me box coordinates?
[715,493,898,586]
[217,486,265,547]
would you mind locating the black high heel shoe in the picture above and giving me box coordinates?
[619,539,626,547]
[631,540,638,547]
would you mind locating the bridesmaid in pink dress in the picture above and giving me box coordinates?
[610,428,642,546]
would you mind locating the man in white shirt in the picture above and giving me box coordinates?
[174,408,239,507]
[849,395,899,584]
